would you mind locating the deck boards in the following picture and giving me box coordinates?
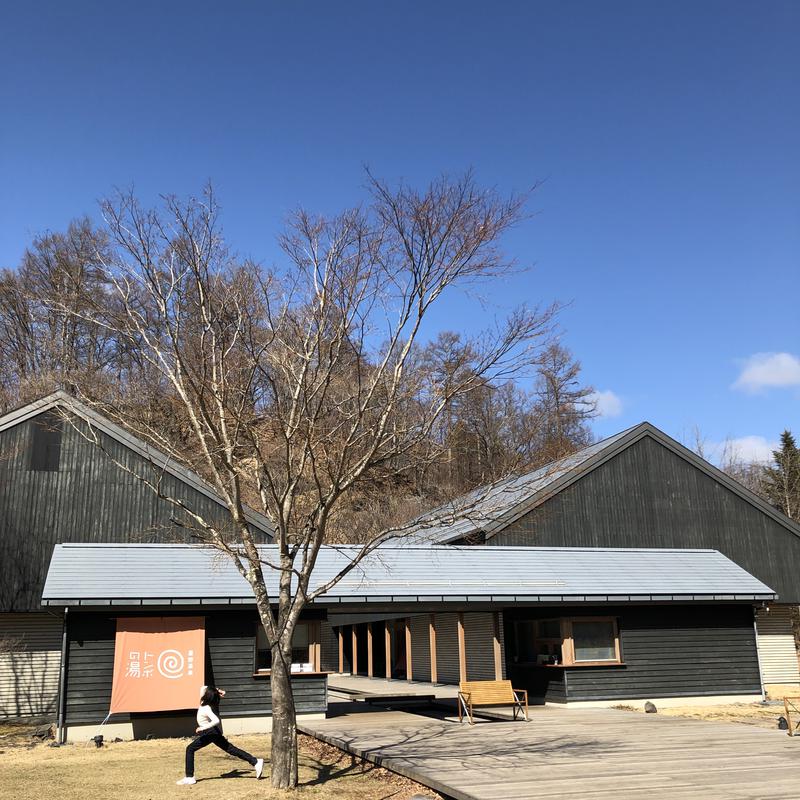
[299,703,800,800]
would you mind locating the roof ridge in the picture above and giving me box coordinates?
[55,542,722,554]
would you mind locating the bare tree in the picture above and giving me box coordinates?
[686,426,768,498]
[61,174,556,788]
[0,218,123,410]
[533,342,596,463]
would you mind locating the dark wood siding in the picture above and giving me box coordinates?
[504,604,761,702]
[63,612,327,727]
[0,413,270,611]
[490,436,800,602]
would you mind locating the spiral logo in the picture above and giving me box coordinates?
[157,649,186,679]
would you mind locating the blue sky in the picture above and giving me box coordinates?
[1,1,798,462]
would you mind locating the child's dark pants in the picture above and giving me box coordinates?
[185,726,257,777]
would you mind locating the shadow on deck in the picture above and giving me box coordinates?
[300,700,799,800]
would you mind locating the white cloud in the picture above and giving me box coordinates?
[706,435,777,465]
[733,352,800,393]
[588,389,623,418]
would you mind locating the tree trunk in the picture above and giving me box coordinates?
[269,647,299,789]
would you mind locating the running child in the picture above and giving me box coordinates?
[176,685,264,785]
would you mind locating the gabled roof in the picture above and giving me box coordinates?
[41,542,776,606]
[405,422,800,545]
[0,391,274,538]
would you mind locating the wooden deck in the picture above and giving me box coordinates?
[329,674,460,700]
[299,703,800,799]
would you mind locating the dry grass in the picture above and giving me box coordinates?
[0,730,440,800]
[765,684,800,701]
[612,702,785,730]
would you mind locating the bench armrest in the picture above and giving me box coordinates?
[513,688,528,700]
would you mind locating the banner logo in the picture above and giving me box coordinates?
[157,648,193,679]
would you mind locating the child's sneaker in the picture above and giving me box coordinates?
[255,758,264,779]
[176,777,197,785]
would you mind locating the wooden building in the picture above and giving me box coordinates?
[0,392,272,720]
[41,542,775,739]
[410,422,800,694]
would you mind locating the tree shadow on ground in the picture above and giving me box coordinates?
[300,704,625,794]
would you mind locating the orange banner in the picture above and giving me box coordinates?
[110,617,205,714]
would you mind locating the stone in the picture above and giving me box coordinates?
[31,724,54,740]
[644,701,657,713]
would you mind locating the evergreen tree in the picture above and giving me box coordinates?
[763,430,800,520]
[533,343,596,463]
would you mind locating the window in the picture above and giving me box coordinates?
[29,411,63,472]
[255,622,314,672]
[513,616,622,666]
[570,620,618,663]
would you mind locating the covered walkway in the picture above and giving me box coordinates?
[329,673,459,702]
[300,702,800,800]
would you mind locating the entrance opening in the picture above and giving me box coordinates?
[371,623,387,678]
[355,623,369,676]
[391,620,407,679]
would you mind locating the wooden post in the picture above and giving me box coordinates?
[352,625,358,675]
[337,627,344,674]
[429,613,438,684]
[310,622,321,672]
[385,621,392,679]
[367,622,374,678]
[457,612,467,683]
[492,612,503,680]
[405,618,413,681]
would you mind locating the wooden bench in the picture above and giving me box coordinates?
[783,696,800,735]
[457,679,528,724]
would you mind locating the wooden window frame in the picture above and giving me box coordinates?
[561,617,621,666]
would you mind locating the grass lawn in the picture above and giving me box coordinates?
[0,728,439,800]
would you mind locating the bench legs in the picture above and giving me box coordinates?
[457,691,529,724]
[513,689,529,721]
[458,692,474,724]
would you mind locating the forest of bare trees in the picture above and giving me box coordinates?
[0,199,597,519]
[1,197,783,527]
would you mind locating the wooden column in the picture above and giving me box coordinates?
[405,618,413,681]
[492,612,503,680]
[337,627,344,674]
[457,612,467,683]
[311,622,321,672]
[429,613,438,684]
[385,621,392,679]
[351,625,358,675]
[367,622,374,678]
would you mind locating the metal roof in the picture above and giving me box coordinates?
[404,421,800,545]
[0,391,274,538]
[405,428,635,544]
[41,543,776,606]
